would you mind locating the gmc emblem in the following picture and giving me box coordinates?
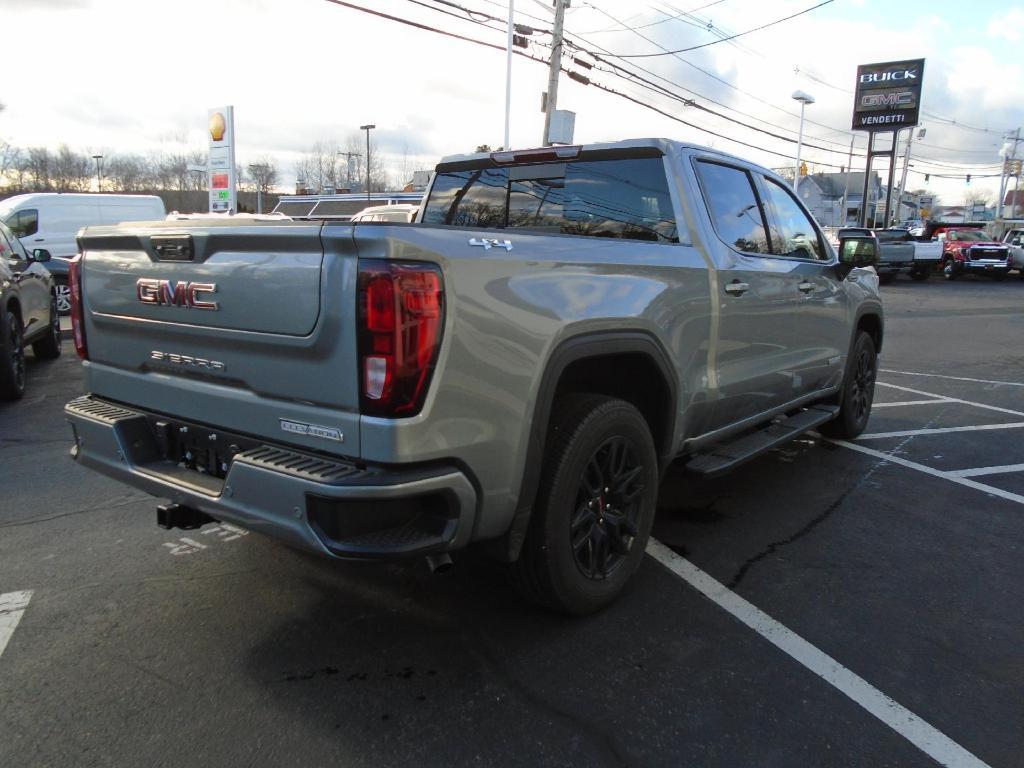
[137,278,219,310]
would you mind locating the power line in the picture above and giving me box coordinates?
[606,0,835,58]
[576,0,730,35]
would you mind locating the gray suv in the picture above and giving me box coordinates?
[0,220,61,400]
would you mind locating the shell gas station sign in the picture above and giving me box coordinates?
[208,106,237,213]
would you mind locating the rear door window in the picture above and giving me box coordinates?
[423,157,679,243]
[760,177,826,260]
[695,160,771,254]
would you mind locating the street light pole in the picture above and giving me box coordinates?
[91,154,103,193]
[791,91,815,193]
[504,0,514,150]
[359,124,375,204]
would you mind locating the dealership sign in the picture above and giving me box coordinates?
[852,59,925,131]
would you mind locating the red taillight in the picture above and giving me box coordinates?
[357,260,444,417]
[68,254,87,360]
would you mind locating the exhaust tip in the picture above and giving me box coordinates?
[425,553,453,575]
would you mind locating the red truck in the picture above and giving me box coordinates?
[935,226,1012,280]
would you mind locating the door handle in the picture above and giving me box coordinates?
[33,238,45,242]
[797,281,815,293]
[724,280,750,296]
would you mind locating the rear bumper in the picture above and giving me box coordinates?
[64,395,477,559]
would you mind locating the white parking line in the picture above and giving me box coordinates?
[646,540,992,768]
[877,383,1024,418]
[880,369,1024,388]
[0,590,33,659]
[828,439,1024,507]
[947,463,1024,479]
[858,422,1024,440]
[872,399,954,409]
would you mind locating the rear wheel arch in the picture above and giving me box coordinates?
[496,331,678,562]
[855,310,883,355]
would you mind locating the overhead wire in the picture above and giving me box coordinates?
[328,0,1007,177]
[605,0,835,58]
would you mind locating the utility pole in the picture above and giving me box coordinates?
[337,151,361,192]
[542,0,567,147]
[895,127,924,224]
[1000,127,1022,220]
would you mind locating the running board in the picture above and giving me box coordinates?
[685,405,840,477]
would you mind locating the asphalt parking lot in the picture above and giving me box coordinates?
[2,277,1022,767]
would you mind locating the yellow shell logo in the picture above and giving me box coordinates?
[209,112,226,142]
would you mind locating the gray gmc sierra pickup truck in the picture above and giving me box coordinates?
[65,139,883,614]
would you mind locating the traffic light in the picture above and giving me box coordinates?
[966,174,971,185]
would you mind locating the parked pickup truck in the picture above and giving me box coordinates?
[996,227,1024,279]
[872,228,942,282]
[64,139,883,614]
[938,228,1013,280]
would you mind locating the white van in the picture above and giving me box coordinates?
[0,193,165,313]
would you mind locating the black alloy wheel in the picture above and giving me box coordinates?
[511,394,659,615]
[0,309,26,400]
[570,436,645,580]
[821,331,877,439]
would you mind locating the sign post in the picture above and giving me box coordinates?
[851,59,925,227]
[207,106,237,214]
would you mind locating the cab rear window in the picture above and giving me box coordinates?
[422,157,680,243]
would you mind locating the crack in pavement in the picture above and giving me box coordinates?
[726,413,942,590]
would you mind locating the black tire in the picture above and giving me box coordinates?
[909,268,930,281]
[0,306,27,401]
[511,395,659,615]
[942,258,958,280]
[820,331,877,439]
[53,277,71,316]
[31,296,62,360]
[878,272,895,285]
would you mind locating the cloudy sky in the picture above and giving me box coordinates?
[2,0,1022,207]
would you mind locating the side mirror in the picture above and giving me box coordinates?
[31,248,51,263]
[838,234,879,271]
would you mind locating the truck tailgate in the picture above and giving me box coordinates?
[76,220,363,456]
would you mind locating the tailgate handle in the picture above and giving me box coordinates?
[151,235,194,262]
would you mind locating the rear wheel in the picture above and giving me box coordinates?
[53,278,71,316]
[820,331,877,439]
[511,395,659,614]
[0,307,26,401]
[31,296,62,360]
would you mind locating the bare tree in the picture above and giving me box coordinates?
[964,189,992,207]
[24,147,53,191]
[295,140,341,193]
[246,157,279,194]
